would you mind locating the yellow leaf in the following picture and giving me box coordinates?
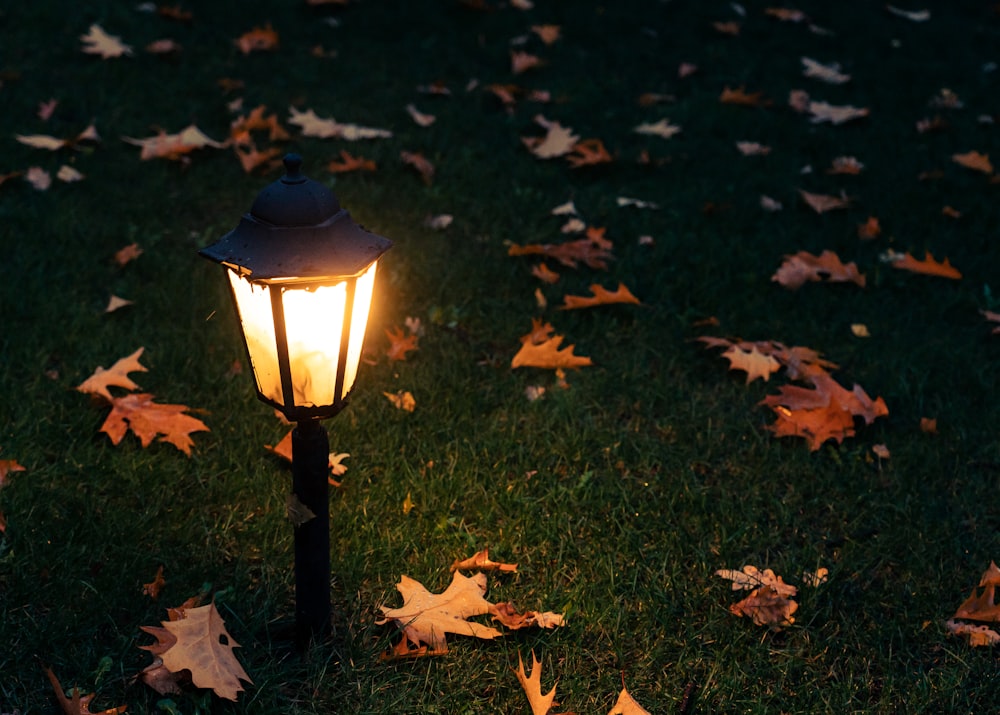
[515,651,557,715]
[608,686,652,715]
[512,334,592,370]
[384,390,416,412]
[76,347,147,401]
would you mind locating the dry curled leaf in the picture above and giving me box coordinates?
[451,548,518,573]
[772,250,865,289]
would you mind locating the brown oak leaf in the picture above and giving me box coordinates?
[772,250,865,289]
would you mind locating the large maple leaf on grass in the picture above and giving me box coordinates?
[141,602,252,701]
[101,393,209,456]
[376,571,563,658]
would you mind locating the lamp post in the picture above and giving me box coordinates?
[200,153,391,648]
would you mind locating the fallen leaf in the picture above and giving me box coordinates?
[114,242,143,266]
[516,651,557,715]
[405,103,436,127]
[948,562,1000,646]
[713,20,741,35]
[722,345,781,384]
[76,347,147,402]
[760,195,783,211]
[327,150,377,173]
[424,214,453,230]
[38,98,58,121]
[531,263,560,284]
[57,165,85,182]
[883,250,961,279]
[143,565,166,600]
[287,106,392,140]
[146,38,182,55]
[105,295,134,313]
[567,138,613,168]
[637,92,674,106]
[736,141,771,156]
[608,686,652,715]
[827,156,864,174]
[142,602,252,700]
[512,333,592,370]
[616,196,659,209]
[99,393,209,456]
[531,24,561,45]
[772,250,865,289]
[385,326,419,361]
[384,390,416,412]
[508,229,614,270]
[44,667,127,715]
[26,167,51,191]
[401,150,435,184]
[730,585,798,627]
[0,459,26,488]
[945,619,1000,647]
[790,90,869,124]
[511,50,544,74]
[916,116,948,133]
[802,567,829,587]
[857,216,881,240]
[886,5,930,21]
[402,492,415,514]
[720,86,769,106]
[560,282,640,309]
[798,189,850,213]
[716,565,798,597]
[523,115,579,158]
[765,8,808,22]
[678,62,698,77]
[801,56,850,84]
[952,150,993,175]
[942,205,962,219]
[633,118,681,139]
[920,417,938,433]
[851,323,871,337]
[377,571,501,654]
[80,24,133,58]
[872,443,890,459]
[451,548,518,573]
[122,124,227,161]
[235,23,279,54]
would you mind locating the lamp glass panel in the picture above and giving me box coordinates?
[341,261,378,400]
[281,282,347,407]
[228,271,283,405]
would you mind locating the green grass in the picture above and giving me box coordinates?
[2,0,1000,712]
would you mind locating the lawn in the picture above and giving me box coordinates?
[2,1,1000,712]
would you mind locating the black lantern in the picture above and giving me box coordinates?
[200,153,391,646]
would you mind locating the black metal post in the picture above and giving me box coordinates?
[291,417,331,649]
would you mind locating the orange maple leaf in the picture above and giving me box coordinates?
[720,86,770,106]
[76,347,147,401]
[328,150,377,173]
[886,250,961,279]
[772,250,865,289]
[512,333,592,370]
[234,142,281,174]
[235,23,279,54]
[520,318,556,346]
[952,150,993,175]
[385,326,419,361]
[230,105,289,144]
[560,282,640,309]
[566,138,613,168]
[100,393,209,456]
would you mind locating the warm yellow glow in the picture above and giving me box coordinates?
[341,261,378,399]
[281,282,347,407]
[228,272,284,405]
[229,263,379,411]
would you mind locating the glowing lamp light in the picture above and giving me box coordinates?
[201,153,391,421]
[199,154,391,647]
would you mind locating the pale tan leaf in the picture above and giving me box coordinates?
[523,115,579,158]
[158,603,253,701]
[451,548,518,573]
[405,103,436,127]
[515,651,557,715]
[801,56,850,84]
[105,295,134,313]
[26,167,51,191]
[608,686,652,715]
[721,345,781,384]
[633,118,681,139]
[80,24,133,58]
